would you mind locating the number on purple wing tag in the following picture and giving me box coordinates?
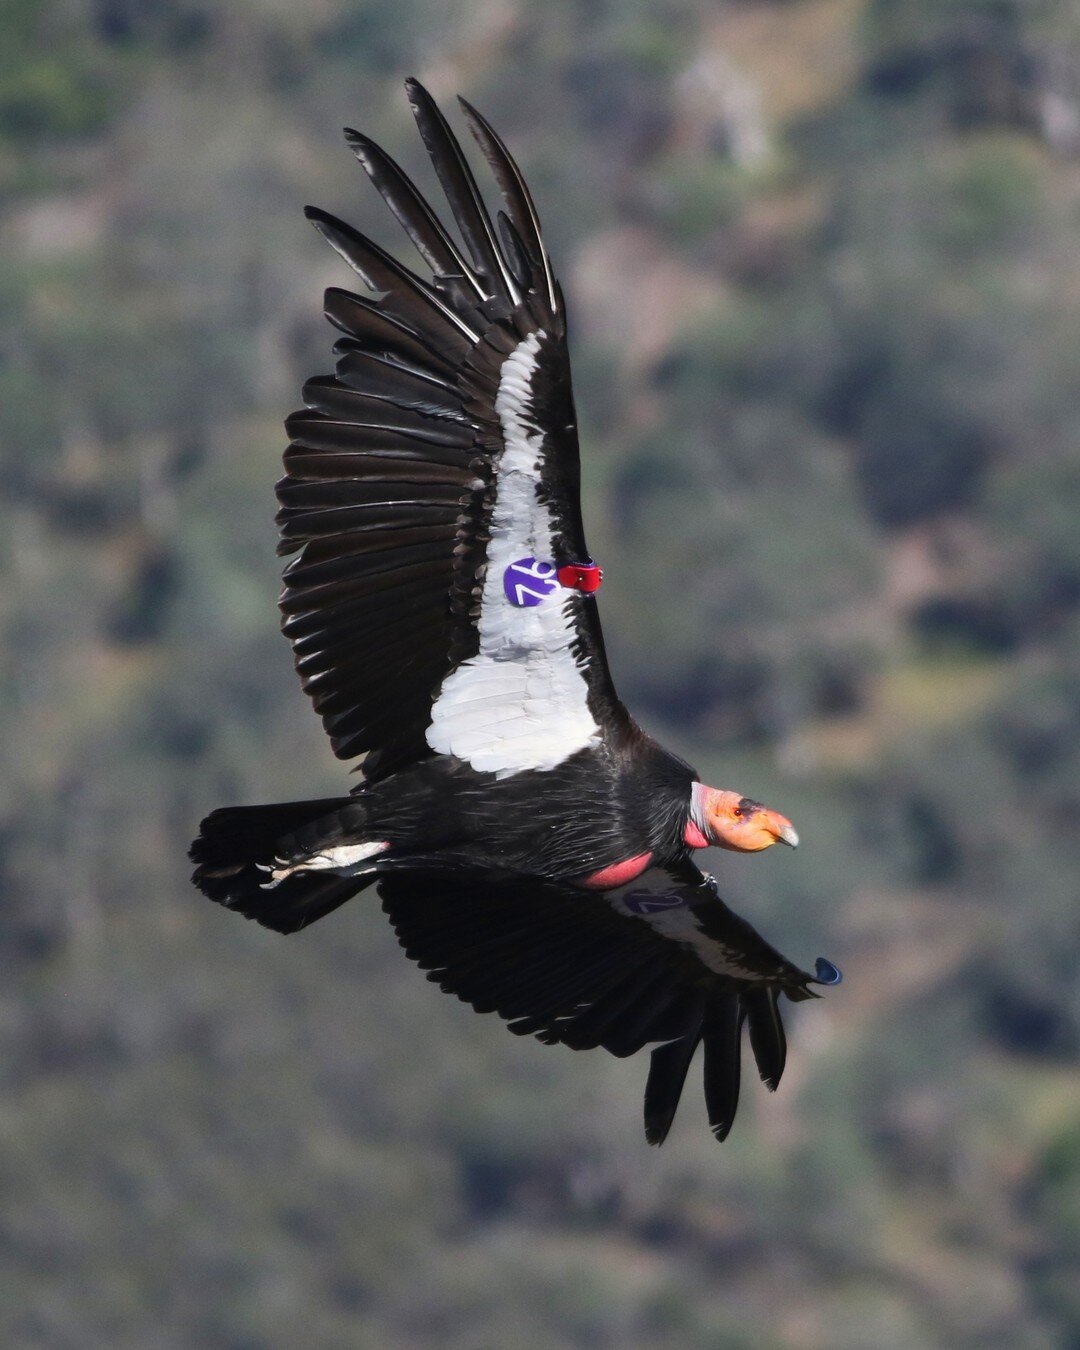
[622,891,688,916]
[503,557,559,607]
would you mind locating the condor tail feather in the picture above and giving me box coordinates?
[190,797,380,934]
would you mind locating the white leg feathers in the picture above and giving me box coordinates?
[258,839,389,889]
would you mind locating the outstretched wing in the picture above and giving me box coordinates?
[378,858,840,1145]
[279,80,628,784]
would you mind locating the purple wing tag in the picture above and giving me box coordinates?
[504,557,559,607]
[622,891,688,916]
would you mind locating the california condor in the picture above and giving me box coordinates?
[191,80,840,1144]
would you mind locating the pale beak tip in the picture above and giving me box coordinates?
[777,823,799,848]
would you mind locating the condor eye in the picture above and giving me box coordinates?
[731,805,743,818]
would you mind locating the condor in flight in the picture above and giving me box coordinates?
[191,80,840,1145]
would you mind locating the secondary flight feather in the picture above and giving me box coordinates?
[191,79,839,1145]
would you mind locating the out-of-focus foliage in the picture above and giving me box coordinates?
[3,0,1080,1345]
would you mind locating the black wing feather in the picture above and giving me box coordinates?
[404,78,519,306]
[281,82,629,780]
[644,1030,703,1147]
[743,985,788,1091]
[344,127,486,303]
[323,289,459,374]
[305,206,480,348]
[702,995,745,1143]
[379,861,823,1145]
[458,95,557,311]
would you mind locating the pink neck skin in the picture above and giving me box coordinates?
[578,852,654,890]
[683,818,708,848]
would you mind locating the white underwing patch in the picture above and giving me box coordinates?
[425,330,601,776]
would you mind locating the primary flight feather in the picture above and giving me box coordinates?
[191,79,839,1145]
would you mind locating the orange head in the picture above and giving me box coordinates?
[690,784,799,853]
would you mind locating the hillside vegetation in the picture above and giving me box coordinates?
[3,1,1080,1345]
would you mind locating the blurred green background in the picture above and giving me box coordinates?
[4,0,1080,1345]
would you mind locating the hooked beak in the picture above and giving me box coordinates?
[772,818,799,848]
